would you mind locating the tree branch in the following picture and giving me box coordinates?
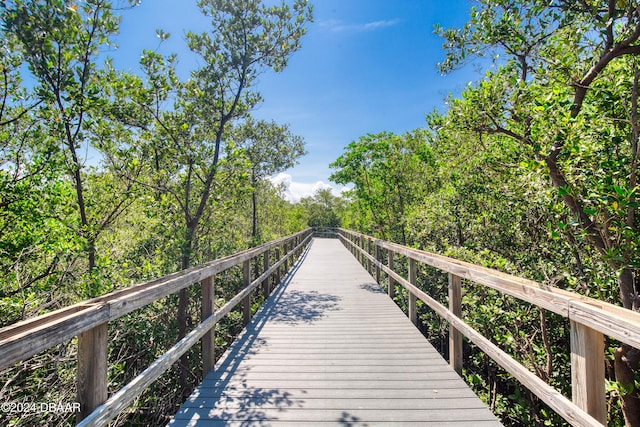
[572,23,640,117]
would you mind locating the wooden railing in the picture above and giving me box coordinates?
[310,226,339,238]
[338,228,640,427]
[0,228,313,426]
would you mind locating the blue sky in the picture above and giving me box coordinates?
[113,0,480,200]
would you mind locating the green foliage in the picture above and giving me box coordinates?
[299,188,346,228]
[234,117,306,179]
[330,130,435,244]
[2,0,143,299]
[232,117,306,244]
[0,1,312,426]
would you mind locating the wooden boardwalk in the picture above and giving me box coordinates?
[169,238,503,426]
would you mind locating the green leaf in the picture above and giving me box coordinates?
[155,29,171,41]
[613,185,626,197]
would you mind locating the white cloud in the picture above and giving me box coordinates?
[269,172,352,202]
[320,19,401,33]
[362,19,402,30]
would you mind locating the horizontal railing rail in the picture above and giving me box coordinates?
[311,226,339,238]
[337,228,640,427]
[0,228,314,426]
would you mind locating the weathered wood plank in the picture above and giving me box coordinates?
[408,257,418,325]
[189,386,478,399]
[170,421,501,427]
[388,249,396,299]
[449,273,463,374]
[242,260,251,326]
[201,275,215,376]
[0,303,109,369]
[201,363,454,374]
[77,322,108,422]
[262,251,270,298]
[173,408,499,423]
[182,395,492,412]
[569,299,640,350]
[571,321,606,424]
[189,386,479,400]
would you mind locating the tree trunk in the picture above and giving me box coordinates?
[545,149,640,425]
[177,224,195,395]
[87,237,97,297]
[251,170,258,246]
[615,344,640,427]
[619,267,639,312]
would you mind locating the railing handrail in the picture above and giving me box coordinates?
[0,228,314,425]
[337,227,640,427]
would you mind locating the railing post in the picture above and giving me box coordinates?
[275,247,281,286]
[77,323,108,422]
[388,250,395,300]
[284,241,290,272]
[374,243,381,284]
[448,273,463,375]
[201,275,215,376]
[367,238,372,274]
[349,233,354,255]
[353,235,357,257]
[408,258,417,326]
[242,260,251,326]
[263,251,270,299]
[570,320,606,424]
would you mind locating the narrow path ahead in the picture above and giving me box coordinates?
[169,238,502,426]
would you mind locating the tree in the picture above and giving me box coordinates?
[299,188,346,228]
[436,1,640,423]
[233,117,305,245]
[133,0,312,391]
[330,130,434,244]
[2,0,141,297]
[0,27,63,320]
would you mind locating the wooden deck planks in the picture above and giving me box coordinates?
[169,238,502,427]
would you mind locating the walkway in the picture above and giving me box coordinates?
[169,238,502,426]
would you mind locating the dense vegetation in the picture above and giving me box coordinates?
[0,0,314,425]
[331,1,640,426]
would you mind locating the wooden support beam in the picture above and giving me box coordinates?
[571,320,606,424]
[242,260,251,326]
[285,242,290,271]
[408,258,417,326]
[201,275,215,376]
[388,250,395,300]
[77,322,108,422]
[275,247,281,286]
[262,251,270,299]
[375,244,381,284]
[367,238,372,274]
[448,273,463,374]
